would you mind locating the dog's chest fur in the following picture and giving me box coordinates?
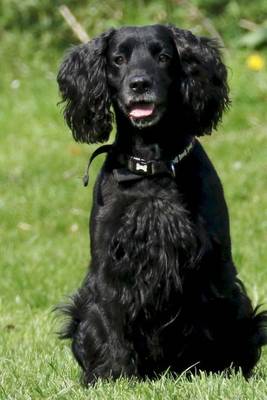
[96,174,200,320]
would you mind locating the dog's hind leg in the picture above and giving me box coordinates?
[197,278,267,377]
[68,298,138,385]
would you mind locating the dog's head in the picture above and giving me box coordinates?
[57,25,229,143]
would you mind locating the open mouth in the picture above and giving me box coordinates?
[128,102,155,120]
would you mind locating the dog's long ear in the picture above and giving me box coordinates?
[170,27,230,136]
[57,29,115,143]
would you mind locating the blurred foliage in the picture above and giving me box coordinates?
[239,26,267,48]
[1,0,267,52]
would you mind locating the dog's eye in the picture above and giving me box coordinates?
[114,55,126,66]
[158,54,171,64]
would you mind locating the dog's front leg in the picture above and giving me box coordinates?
[71,300,138,385]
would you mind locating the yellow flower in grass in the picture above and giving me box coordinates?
[246,54,265,71]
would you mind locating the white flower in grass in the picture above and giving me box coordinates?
[70,223,79,233]
[233,161,242,170]
[11,80,20,89]
[18,222,32,231]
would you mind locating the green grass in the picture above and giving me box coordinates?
[0,33,266,399]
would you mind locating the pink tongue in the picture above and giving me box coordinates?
[129,105,154,118]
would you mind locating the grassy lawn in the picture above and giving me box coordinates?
[0,34,266,399]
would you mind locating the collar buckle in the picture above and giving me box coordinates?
[129,157,153,175]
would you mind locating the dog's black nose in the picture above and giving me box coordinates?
[129,76,152,94]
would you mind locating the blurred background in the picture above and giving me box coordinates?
[0,0,266,397]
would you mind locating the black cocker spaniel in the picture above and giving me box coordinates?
[57,25,267,385]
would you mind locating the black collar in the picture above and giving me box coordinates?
[83,140,195,186]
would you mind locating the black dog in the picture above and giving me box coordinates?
[57,25,267,385]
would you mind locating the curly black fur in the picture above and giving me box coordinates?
[57,25,267,385]
[57,29,114,143]
[170,27,230,135]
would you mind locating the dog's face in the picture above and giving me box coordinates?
[106,26,177,129]
[57,25,229,143]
